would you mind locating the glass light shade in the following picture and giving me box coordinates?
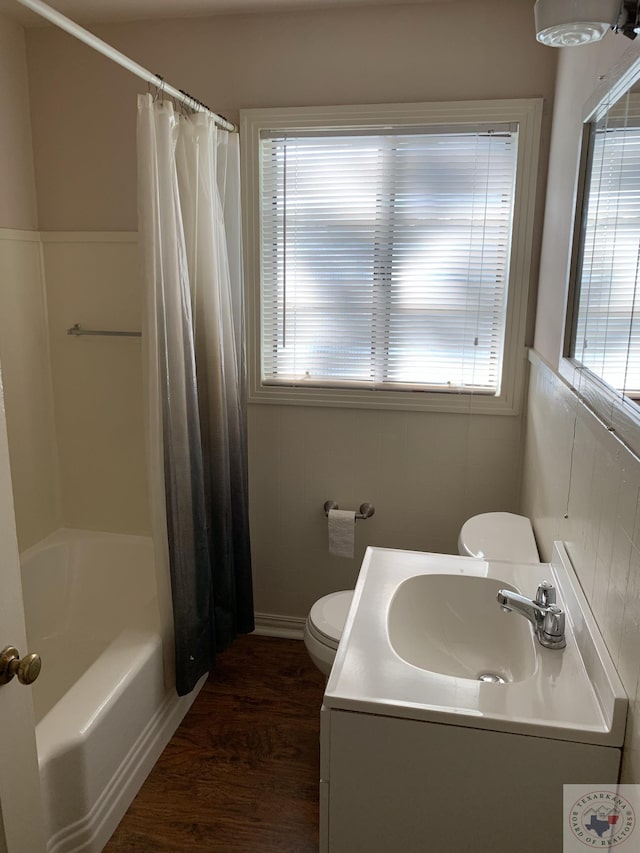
[537,21,611,45]
[534,0,621,47]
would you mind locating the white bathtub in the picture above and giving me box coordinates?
[20,529,205,853]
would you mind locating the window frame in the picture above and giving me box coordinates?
[561,53,640,458]
[241,100,543,414]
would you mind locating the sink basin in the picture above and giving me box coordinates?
[387,574,537,682]
[323,545,627,746]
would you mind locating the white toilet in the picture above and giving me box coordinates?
[456,511,539,563]
[303,511,540,677]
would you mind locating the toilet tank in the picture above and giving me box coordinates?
[457,512,539,563]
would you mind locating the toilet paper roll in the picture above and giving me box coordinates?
[328,509,356,558]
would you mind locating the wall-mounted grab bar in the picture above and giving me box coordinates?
[324,500,375,520]
[67,323,142,338]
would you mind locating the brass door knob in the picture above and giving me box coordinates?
[0,646,41,686]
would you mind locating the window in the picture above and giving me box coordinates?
[571,91,640,400]
[241,102,542,413]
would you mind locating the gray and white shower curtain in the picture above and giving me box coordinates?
[137,93,254,696]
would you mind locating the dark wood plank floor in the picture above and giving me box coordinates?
[104,635,326,853]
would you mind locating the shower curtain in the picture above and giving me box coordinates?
[137,93,254,696]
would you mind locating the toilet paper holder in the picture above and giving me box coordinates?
[324,500,375,520]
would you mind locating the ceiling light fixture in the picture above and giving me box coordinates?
[534,0,639,47]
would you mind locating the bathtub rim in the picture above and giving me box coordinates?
[46,673,206,853]
[20,527,154,564]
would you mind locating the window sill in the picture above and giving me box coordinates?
[248,377,522,415]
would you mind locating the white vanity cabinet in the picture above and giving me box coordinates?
[321,545,628,852]
[320,706,621,852]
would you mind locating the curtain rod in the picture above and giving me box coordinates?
[13,0,235,132]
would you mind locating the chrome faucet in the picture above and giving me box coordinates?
[496,580,566,649]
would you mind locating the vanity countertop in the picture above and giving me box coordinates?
[324,543,627,746]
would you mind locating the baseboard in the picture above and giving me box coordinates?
[253,612,306,640]
[46,674,207,853]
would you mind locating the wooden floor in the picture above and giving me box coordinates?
[103,635,326,853]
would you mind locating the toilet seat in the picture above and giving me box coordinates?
[457,512,539,563]
[304,590,353,677]
[307,590,353,648]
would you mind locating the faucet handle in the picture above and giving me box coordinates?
[541,604,566,648]
[535,580,556,607]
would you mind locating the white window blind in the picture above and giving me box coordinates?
[260,126,518,394]
[573,94,640,397]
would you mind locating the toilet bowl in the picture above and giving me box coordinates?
[303,511,540,678]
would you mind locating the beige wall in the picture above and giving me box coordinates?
[41,234,149,535]
[0,9,145,542]
[523,34,640,782]
[22,1,556,617]
[0,13,60,551]
[0,14,37,231]
[250,404,525,617]
[25,1,556,231]
[0,231,61,550]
